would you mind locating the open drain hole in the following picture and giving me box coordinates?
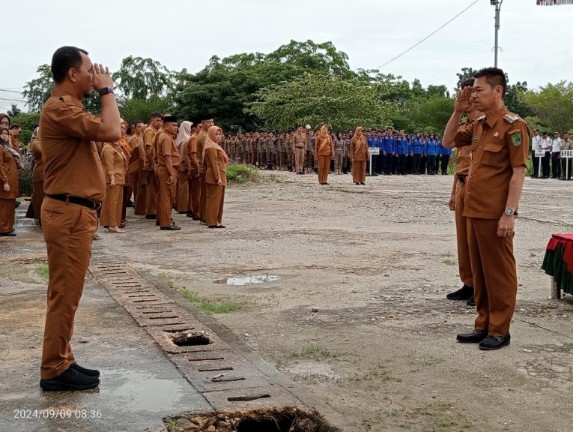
[170,331,211,346]
[164,407,339,432]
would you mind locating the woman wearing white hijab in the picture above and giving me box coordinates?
[175,121,193,212]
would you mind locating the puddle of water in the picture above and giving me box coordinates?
[214,275,280,286]
[103,369,186,413]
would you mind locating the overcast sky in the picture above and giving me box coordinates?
[1,0,572,112]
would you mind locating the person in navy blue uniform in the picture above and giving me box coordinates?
[426,134,439,174]
[395,132,408,174]
[382,128,395,175]
[405,134,414,174]
[438,135,451,174]
[420,133,429,174]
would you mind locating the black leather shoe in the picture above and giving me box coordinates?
[456,329,488,343]
[479,334,510,350]
[0,231,16,237]
[466,294,476,306]
[70,363,100,378]
[446,284,473,300]
[40,367,99,391]
[145,214,156,219]
[160,225,181,231]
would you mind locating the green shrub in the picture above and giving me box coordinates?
[226,163,259,184]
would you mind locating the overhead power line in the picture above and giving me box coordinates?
[376,0,480,70]
[0,88,23,94]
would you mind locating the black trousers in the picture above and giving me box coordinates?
[542,151,551,177]
[561,157,572,179]
[551,153,561,178]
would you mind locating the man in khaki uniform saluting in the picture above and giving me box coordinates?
[443,67,529,350]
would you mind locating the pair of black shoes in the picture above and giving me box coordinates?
[456,329,511,350]
[40,363,100,391]
[446,284,475,306]
[0,230,16,237]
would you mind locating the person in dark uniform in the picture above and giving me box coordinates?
[443,67,529,350]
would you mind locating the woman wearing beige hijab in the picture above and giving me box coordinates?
[314,124,334,185]
[349,127,368,185]
[203,126,229,228]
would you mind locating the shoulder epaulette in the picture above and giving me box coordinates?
[503,113,520,124]
[476,115,486,122]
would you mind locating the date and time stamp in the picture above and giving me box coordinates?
[14,409,102,420]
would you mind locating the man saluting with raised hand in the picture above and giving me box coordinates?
[442,68,530,351]
[39,46,121,390]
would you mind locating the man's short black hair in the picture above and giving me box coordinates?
[150,112,162,119]
[459,78,475,89]
[473,67,507,98]
[9,124,20,130]
[51,46,89,84]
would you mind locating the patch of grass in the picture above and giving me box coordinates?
[302,343,332,357]
[350,363,400,385]
[419,356,445,367]
[442,258,456,266]
[181,289,243,314]
[35,264,49,281]
[227,163,260,184]
[156,272,175,289]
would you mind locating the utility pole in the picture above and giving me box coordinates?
[491,0,503,67]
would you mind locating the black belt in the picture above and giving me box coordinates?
[457,174,467,183]
[47,194,102,210]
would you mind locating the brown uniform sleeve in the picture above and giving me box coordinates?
[0,150,8,183]
[102,146,116,175]
[506,121,530,168]
[45,98,103,141]
[454,121,475,148]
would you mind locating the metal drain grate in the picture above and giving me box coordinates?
[90,258,307,413]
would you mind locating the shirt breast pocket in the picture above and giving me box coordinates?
[481,141,506,167]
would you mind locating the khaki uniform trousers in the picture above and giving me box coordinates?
[176,169,189,213]
[0,198,16,233]
[454,179,473,287]
[199,173,207,221]
[317,155,331,183]
[100,184,123,227]
[204,183,225,226]
[334,152,343,174]
[40,197,98,379]
[144,169,157,216]
[157,166,176,227]
[468,218,517,336]
[188,176,201,218]
[352,160,366,183]
[294,147,305,173]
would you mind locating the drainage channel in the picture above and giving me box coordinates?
[89,256,339,431]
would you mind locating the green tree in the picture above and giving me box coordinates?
[408,95,455,133]
[7,104,21,117]
[523,81,573,133]
[22,64,53,112]
[119,95,173,124]
[11,112,41,145]
[246,73,388,131]
[174,40,355,130]
[112,56,175,100]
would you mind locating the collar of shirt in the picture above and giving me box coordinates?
[483,108,508,129]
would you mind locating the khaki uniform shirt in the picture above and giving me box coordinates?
[142,125,158,171]
[101,143,127,185]
[39,88,105,202]
[455,109,530,219]
[156,132,180,167]
[31,139,45,182]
